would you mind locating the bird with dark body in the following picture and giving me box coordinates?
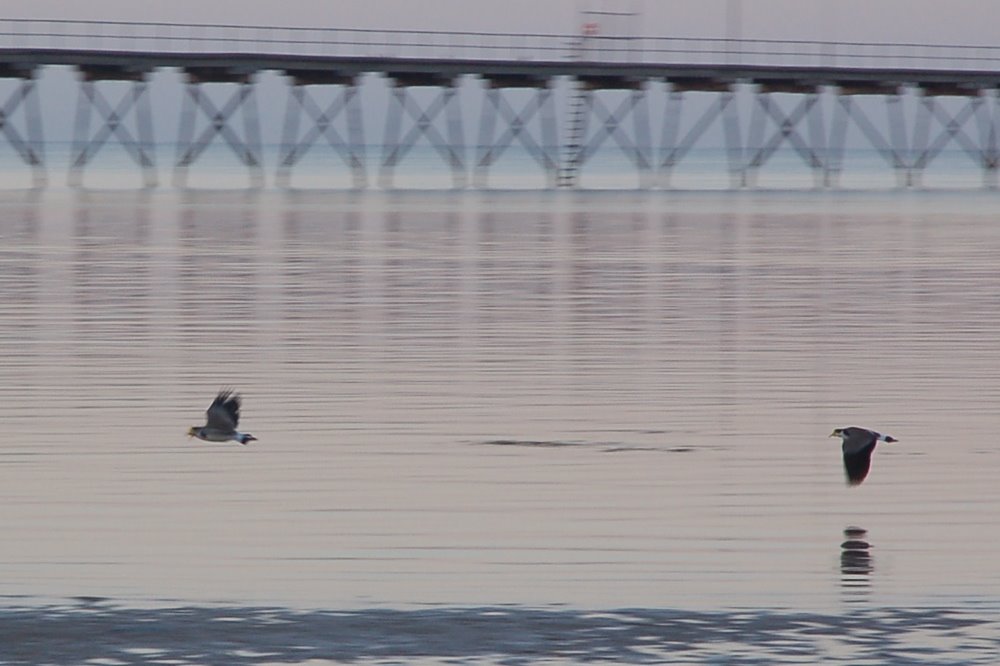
[831,427,896,486]
[188,390,257,444]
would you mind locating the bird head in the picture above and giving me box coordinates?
[187,426,199,438]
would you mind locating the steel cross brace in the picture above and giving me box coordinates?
[744,93,825,187]
[277,83,366,189]
[0,78,45,188]
[69,80,156,188]
[566,89,653,188]
[911,94,994,186]
[174,81,264,188]
[474,87,559,188]
[379,85,466,189]
[660,90,743,188]
[829,94,912,187]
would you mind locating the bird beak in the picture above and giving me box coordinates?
[829,430,840,438]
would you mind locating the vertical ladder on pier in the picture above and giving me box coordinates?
[558,83,589,187]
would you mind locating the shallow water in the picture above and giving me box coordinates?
[1,188,999,662]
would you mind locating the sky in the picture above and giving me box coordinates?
[1,0,998,46]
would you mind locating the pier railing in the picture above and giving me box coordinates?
[3,18,1000,72]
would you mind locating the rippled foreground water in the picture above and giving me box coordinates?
[3,602,999,665]
[2,189,1000,663]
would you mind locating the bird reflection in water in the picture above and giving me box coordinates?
[840,526,873,599]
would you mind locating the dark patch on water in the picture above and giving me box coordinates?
[2,602,998,665]
[71,595,111,606]
[478,440,697,454]
[601,446,659,453]
[480,439,585,448]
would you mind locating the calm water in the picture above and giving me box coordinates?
[2,187,1000,663]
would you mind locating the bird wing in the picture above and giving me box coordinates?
[841,427,878,455]
[843,445,875,486]
[205,390,240,431]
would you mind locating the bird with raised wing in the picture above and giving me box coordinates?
[188,390,257,444]
[831,427,896,486]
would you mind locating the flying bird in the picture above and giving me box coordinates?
[188,390,257,444]
[830,427,896,486]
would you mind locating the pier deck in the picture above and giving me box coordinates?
[2,19,1000,188]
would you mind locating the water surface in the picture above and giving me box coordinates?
[1,188,999,662]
